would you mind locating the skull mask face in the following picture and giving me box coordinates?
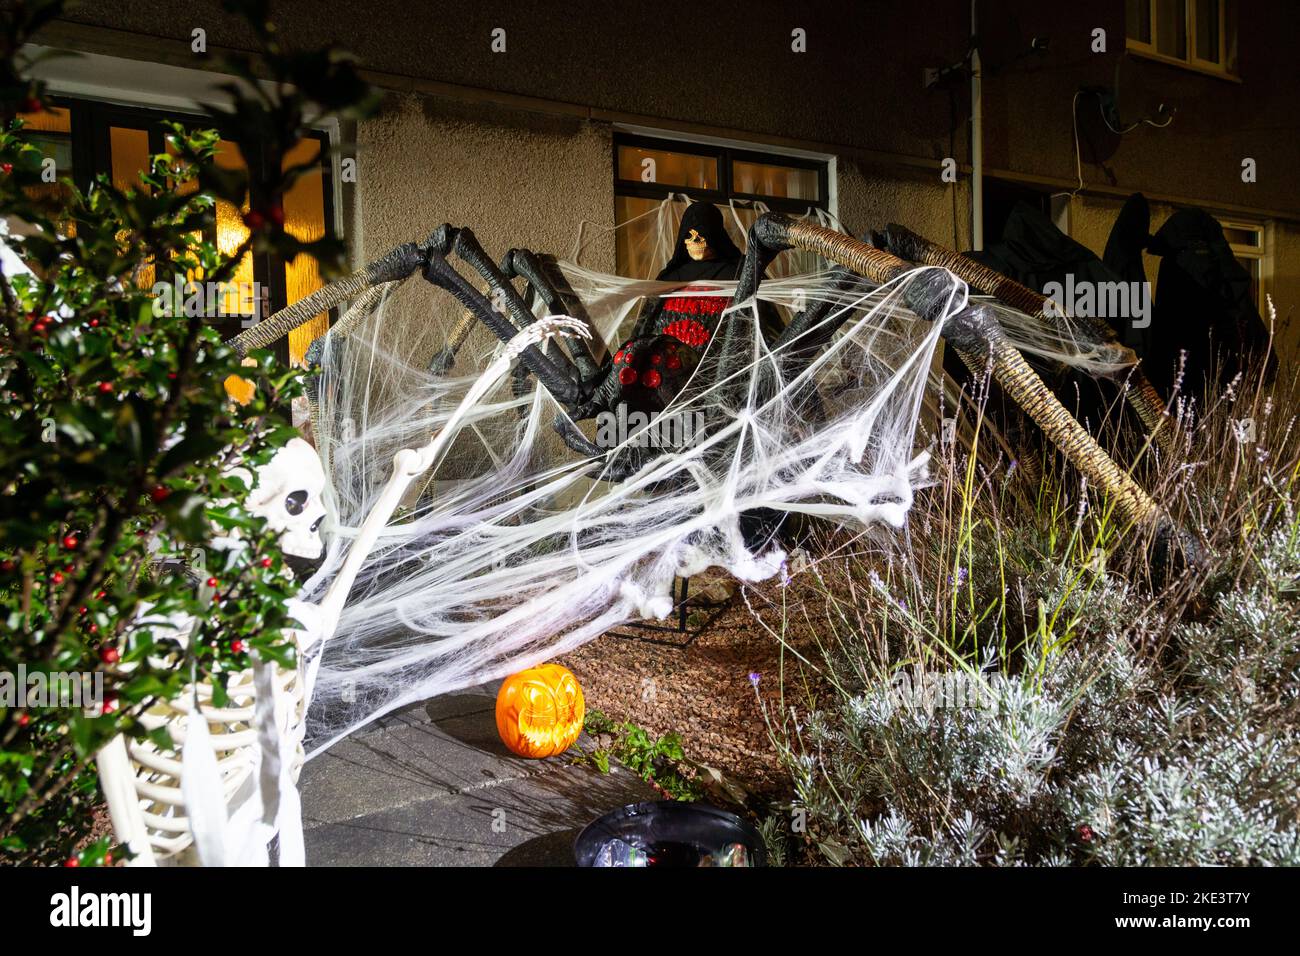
[243,438,327,559]
[684,228,713,262]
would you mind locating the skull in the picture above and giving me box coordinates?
[243,438,327,559]
[684,228,713,262]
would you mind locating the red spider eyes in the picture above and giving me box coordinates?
[612,337,684,390]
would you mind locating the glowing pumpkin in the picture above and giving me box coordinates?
[495,664,585,758]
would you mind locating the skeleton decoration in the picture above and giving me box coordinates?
[96,322,581,865]
[96,438,331,866]
[234,437,327,560]
[219,198,1189,765]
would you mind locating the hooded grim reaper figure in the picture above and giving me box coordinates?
[630,202,747,345]
[625,201,787,548]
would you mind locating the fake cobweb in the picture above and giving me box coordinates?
[299,197,1132,755]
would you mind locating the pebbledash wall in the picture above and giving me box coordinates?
[27,0,1300,370]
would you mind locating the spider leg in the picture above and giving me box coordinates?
[747,212,1195,563]
[501,248,603,385]
[227,239,425,356]
[705,218,790,401]
[420,225,581,405]
[446,228,589,391]
[771,266,862,371]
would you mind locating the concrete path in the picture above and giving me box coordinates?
[300,683,655,866]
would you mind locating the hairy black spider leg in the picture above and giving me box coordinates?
[502,248,604,386]
[449,228,586,394]
[421,247,581,405]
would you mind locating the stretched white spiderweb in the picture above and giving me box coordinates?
[300,200,1135,755]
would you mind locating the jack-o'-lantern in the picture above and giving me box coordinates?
[495,663,585,758]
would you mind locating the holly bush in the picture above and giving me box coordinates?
[0,0,375,864]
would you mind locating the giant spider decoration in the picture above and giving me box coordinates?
[231,210,1197,564]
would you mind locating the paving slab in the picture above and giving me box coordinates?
[301,682,656,866]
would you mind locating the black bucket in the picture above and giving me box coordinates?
[574,801,766,867]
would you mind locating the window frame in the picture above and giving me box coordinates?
[613,132,830,216]
[42,95,338,366]
[1125,0,1240,80]
[1219,217,1268,316]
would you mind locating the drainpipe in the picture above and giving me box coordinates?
[970,0,984,252]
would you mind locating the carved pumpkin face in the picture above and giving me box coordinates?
[495,663,585,758]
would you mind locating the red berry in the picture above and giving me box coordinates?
[1078,824,1094,843]
[260,557,273,568]
[50,571,64,585]
[666,354,682,371]
[103,852,113,866]
[32,321,47,335]
[1,559,15,573]
[614,350,625,365]
[15,712,30,727]
[211,592,221,603]
[0,163,11,174]
[268,204,285,227]
[618,367,638,386]
[62,535,78,550]
[150,486,169,503]
[97,381,113,394]
[230,640,245,654]
[95,590,106,600]
[243,210,266,231]
[102,695,118,715]
[79,606,88,615]
[21,98,42,114]
[650,353,663,366]
[643,369,662,389]
[63,857,79,868]
[87,624,98,635]
[206,577,219,588]
[99,646,119,664]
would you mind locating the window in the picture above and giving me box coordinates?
[15,97,336,366]
[1220,219,1267,315]
[1126,0,1239,77]
[613,133,830,278]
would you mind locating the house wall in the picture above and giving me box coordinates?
[29,0,1300,369]
[350,93,615,358]
[45,1,1300,212]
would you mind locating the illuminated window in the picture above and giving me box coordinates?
[1220,219,1267,315]
[1126,0,1239,77]
[613,134,829,278]
[16,97,336,365]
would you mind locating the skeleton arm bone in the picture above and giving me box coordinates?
[313,315,591,630]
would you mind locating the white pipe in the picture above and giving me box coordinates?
[970,0,983,252]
